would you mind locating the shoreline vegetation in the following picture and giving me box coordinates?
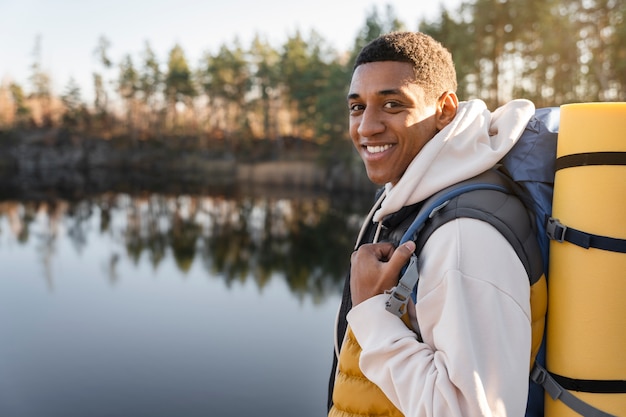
[0,128,376,200]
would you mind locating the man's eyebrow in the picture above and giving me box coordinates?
[378,89,403,96]
[347,89,404,100]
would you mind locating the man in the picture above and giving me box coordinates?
[328,31,537,416]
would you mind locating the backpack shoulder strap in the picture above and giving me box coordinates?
[385,169,544,318]
[410,169,542,283]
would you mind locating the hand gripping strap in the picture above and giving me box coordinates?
[530,363,618,417]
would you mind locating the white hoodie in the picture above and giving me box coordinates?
[346,99,535,417]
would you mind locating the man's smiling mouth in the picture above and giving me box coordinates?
[366,144,393,154]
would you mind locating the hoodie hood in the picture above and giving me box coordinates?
[372,99,535,222]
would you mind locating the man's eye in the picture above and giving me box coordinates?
[349,104,364,112]
[383,101,400,109]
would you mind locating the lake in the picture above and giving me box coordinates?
[0,184,373,417]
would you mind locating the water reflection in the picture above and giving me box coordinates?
[1,185,377,417]
[0,188,370,301]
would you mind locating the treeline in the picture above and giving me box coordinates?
[0,1,624,158]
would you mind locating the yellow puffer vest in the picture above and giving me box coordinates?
[329,274,546,417]
[329,326,403,417]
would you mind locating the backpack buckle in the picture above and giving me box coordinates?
[546,217,567,242]
[530,363,548,385]
[385,254,419,317]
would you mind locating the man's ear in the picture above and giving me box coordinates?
[435,91,459,130]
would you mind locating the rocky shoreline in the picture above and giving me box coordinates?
[0,129,375,199]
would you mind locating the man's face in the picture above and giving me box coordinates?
[348,61,439,185]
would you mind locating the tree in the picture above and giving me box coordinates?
[118,54,140,138]
[29,35,53,126]
[306,34,349,145]
[164,44,196,133]
[199,39,251,145]
[466,0,521,105]
[279,30,310,138]
[511,0,581,106]
[420,5,478,102]
[314,60,352,171]
[279,30,336,140]
[60,77,87,129]
[139,41,163,136]
[118,55,139,100]
[248,34,281,140]
[92,35,113,114]
[422,0,625,107]
[423,0,562,106]
[611,1,626,99]
[571,0,626,101]
[9,83,31,128]
[349,5,407,65]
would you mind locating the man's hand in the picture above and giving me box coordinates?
[350,241,416,306]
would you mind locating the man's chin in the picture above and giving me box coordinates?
[366,172,388,186]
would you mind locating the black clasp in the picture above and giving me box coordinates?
[546,217,567,242]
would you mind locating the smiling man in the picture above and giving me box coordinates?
[328,32,538,417]
[347,59,455,186]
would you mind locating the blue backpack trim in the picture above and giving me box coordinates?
[398,182,509,246]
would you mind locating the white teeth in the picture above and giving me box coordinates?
[366,144,392,154]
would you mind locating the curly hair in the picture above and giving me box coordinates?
[354,31,457,103]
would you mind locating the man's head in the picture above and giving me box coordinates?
[354,31,457,105]
[348,32,459,185]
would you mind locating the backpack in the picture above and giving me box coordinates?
[384,107,623,417]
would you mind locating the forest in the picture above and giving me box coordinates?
[0,0,624,169]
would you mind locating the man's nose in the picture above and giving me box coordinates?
[357,107,385,137]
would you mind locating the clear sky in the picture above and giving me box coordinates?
[0,0,461,101]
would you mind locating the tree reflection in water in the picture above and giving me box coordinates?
[0,188,371,302]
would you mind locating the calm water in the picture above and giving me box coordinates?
[0,186,372,417]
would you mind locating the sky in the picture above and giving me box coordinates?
[0,0,462,101]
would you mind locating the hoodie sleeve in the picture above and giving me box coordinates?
[347,217,532,417]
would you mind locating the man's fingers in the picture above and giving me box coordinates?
[386,241,416,273]
[349,241,417,306]
[372,241,397,261]
[351,242,395,263]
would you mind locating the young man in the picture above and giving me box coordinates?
[328,32,537,416]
